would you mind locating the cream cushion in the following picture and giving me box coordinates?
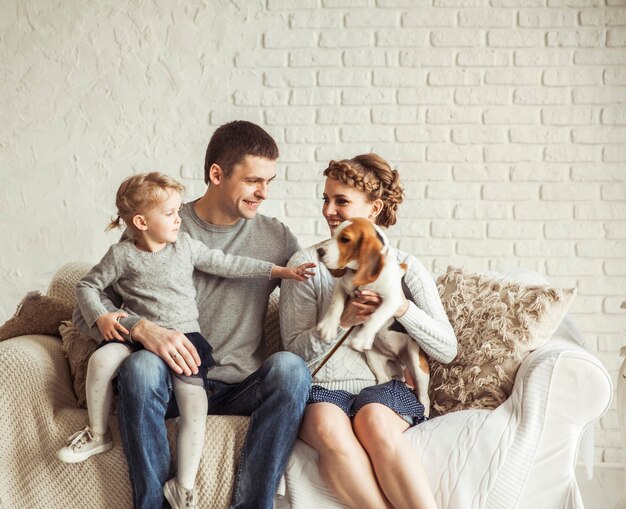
[429,266,576,416]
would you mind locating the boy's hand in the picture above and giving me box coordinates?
[95,311,130,341]
[272,262,316,281]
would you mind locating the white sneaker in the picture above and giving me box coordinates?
[56,426,113,463]
[163,478,198,509]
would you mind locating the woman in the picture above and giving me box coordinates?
[280,154,457,509]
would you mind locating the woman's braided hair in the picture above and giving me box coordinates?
[323,154,404,228]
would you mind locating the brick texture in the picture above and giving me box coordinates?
[2,0,625,468]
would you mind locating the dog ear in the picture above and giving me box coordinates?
[353,234,384,287]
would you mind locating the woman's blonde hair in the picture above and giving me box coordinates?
[323,154,404,228]
[106,172,185,236]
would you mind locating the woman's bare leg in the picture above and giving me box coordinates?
[299,403,391,509]
[353,403,437,509]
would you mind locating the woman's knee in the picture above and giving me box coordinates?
[352,404,405,452]
[301,404,352,454]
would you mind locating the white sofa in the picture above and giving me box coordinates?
[0,263,612,509]
[282,331,611,509]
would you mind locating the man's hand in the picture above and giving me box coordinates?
[131,320,202,376]
[96,311,130,341]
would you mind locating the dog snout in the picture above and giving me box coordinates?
[317,247,326,259]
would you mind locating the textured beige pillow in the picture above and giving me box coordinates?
[59,321,98,407]
[430,266,576,417]
[0,292,73,341]
[47,261,92,306]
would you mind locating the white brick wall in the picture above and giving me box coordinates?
[1,0,625,467]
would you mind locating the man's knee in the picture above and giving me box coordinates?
[117,349,170,399]
[262,351,311,400]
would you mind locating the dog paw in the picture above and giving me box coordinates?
[317,320,339,342]
[350,333,374,352]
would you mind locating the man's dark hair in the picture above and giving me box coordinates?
[204,120,279,183]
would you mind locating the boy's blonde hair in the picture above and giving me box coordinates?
[106,172,185,236]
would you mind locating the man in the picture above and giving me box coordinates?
[74,120,311,509]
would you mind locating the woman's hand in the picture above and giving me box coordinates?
[339,290,382,328]
[339,290,409,328]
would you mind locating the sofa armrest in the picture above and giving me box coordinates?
[488,336,612,508]
[510,336,611,426]
[0,334,83,507]
[504,336,612,442]
[0,335,250,509]
[0,334,76,410]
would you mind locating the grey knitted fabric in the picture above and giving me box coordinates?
[76,231,274,334]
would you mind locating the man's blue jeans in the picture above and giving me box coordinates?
[115,349,311,509]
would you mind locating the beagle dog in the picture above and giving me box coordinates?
[316,217,430,417]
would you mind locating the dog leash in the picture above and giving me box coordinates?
[311,326,355,377]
